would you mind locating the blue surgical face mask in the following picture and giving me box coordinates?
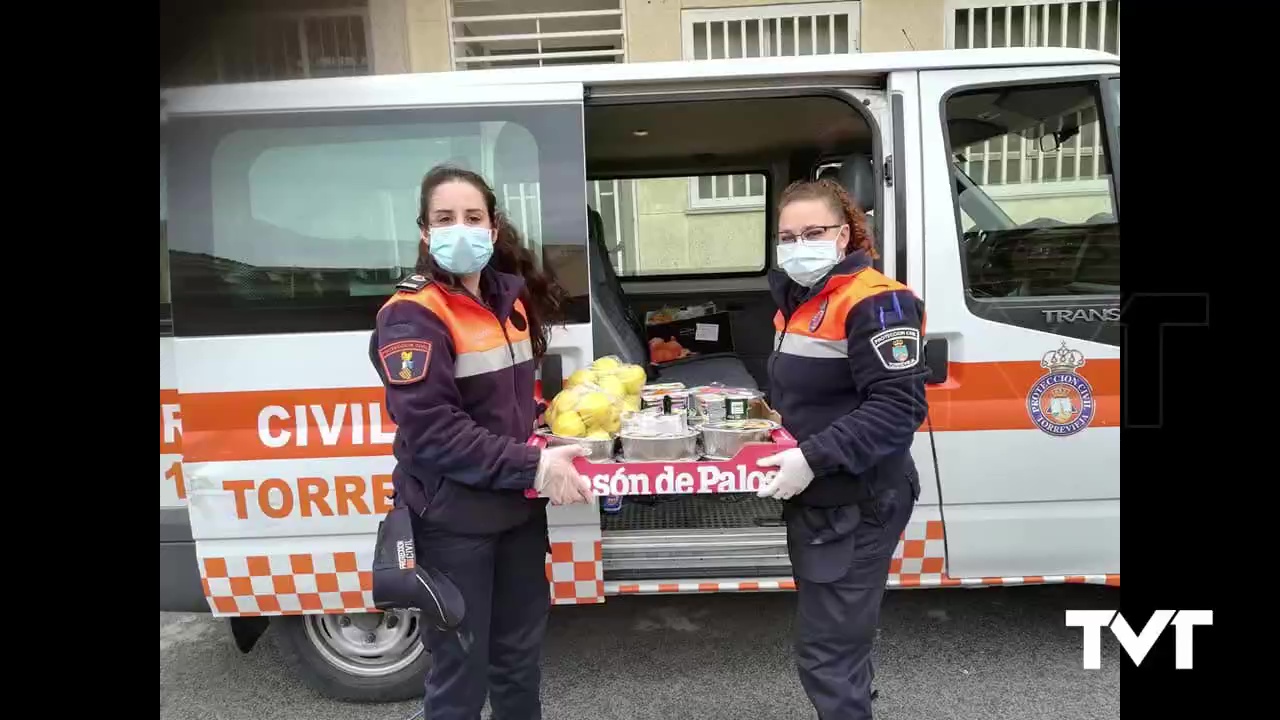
[776,238,842,287]
[428,224,494,276]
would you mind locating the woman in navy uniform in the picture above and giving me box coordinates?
[756,178,930,719]
[370,165,591,719]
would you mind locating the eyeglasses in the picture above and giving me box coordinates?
[776,224,843,244]
[416,215,490,229]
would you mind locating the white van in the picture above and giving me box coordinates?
[159,47,1120,701]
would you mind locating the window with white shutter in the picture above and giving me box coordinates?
[946,1,1119,187]
[205,2,371,85]
[680,2,861,210]
[450,0,626,70]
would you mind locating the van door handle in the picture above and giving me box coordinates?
[923,338,948,385]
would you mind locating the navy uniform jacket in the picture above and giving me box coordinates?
[369,268,545,535]
[767,251,929,507]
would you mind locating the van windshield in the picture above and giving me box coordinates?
[944,78,1119,299]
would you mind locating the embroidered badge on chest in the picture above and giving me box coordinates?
[380,340,432,385]
[869,327,920,370]
[809,297,830,333]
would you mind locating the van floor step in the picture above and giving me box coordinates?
[601,495,784,532]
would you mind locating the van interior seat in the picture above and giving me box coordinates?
[817,153,876,239]
[585,206,759,391]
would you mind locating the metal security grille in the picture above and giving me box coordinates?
[589,179,635,274]
[683,2,860,60]
[681,2,860,208]
[164,1,371,85]
[946,1,1120,186]
[499,182,543,256]
[450,0,626,70]
[600,495,784,532]
[216,4,370,83]
[950,0,1119,53]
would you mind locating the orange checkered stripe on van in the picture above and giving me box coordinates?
[608,578,798,594]
[200,552,373,616]
[603,574,1118,596]
[199,540,604,616]
[890,520,1119,588]
[547,539,605,605]
[601,521,1118,596]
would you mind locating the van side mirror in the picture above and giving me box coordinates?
[923,338,949,385]
[540,352,564,401]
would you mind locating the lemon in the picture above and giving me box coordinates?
[597,375,626,400]
[566,369,596,389]
[551,411,587,438]
[543,403,558,426]
[592,356,622,373]
[604,406,622,434]
[586,430,612,441]
[617,365,647,395]
[575,392,613,429]
[552,388,582,414]
[622,394,642,413]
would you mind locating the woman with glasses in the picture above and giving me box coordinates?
[754,178,930,719]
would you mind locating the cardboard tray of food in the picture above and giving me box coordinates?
[534,369,795,498]
[523,421,796,498]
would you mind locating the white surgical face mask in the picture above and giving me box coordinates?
[777,239,840,287]
[428,223,494,275]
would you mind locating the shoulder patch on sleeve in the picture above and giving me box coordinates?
[396,274,431,293]
[869,327,920,370]
[380,340,432,385]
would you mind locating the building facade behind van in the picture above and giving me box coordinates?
[160,0,1120,306]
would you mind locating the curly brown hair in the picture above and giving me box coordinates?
[414,165,569,360]
[777,178,878,259]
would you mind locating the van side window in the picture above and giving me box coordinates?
[942,79,1118,338]
[164,106,589,336]
[590,175,769,279]
[160,142,173,337]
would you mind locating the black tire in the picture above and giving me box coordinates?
[273,610,430,703]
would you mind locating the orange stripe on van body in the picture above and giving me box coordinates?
[160,389,183,454]
[173,356,1117,464]
[179,387,395,464]
[181,284,539,464]
[924,357,1119,432]
[767,268,1109,434]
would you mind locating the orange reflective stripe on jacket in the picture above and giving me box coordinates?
[773,267,924,357]
[382,286,532,379]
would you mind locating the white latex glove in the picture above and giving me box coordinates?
[535,444,592,505]
[755,448,815,500]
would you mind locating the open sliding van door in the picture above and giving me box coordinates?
[161,78,597,700]
[914,61,1121,585]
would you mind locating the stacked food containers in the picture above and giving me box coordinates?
[532,377,796,504]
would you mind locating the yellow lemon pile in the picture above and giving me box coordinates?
[545,356,648,438]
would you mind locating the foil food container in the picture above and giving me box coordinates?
[698,419,780,460]
[543,432,617,462]
[619,430,700,462]
[622,409,688,437]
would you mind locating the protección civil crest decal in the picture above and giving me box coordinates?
[1027,342,1095,437]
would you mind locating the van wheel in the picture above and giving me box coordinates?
[274,609,428,702]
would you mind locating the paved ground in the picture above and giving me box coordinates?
[161,583,1119,720]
